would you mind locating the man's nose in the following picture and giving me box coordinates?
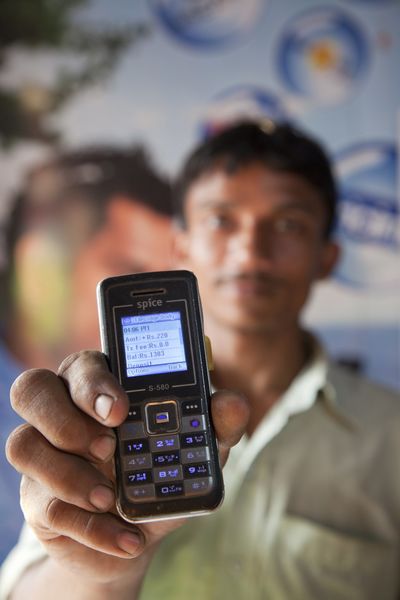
[227,221,272,267]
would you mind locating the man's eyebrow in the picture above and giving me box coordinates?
[193,197,320,215]
[192,198,235,210]
[275,200,319,215]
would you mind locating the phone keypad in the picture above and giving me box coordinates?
[124,438,149,454]
[181,415,206,432]
[123,454,152,470]
[184,477,213,495]
[127,484,154,500]
[183,462,210,478]
[150,435,180,452]
[155,482,185,498]
[181,399,203,415]
[121,397,213,503]
[126,405,142,422]
[120,422,145,440]
[180,432,208,447]
[145,400,179,435]
[153,451,180,466]
[126,470,153,485]
[181,447,210,464]
[153,465,183,483]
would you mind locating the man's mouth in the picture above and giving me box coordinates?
[215,272,283,296]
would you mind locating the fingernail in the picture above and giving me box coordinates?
[94,394,114,420]
[89,485,115,511]
[117,531,141,555]
[90,435,115,461]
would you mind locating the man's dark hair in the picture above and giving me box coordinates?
[175,120,337,238]
[1,144,173,313]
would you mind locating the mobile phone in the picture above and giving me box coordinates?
[97,270,224,522]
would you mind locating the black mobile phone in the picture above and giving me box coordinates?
[97,270,224,522]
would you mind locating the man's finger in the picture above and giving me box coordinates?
[210,390,249,466]
[7,426,116,513]
[10,368,117,463]
[21,477,144,560]
[58,351,129,427]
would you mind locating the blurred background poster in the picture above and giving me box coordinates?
[0,0,399,390]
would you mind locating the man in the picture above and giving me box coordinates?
[2,122,400,599]
[0,145,174,564]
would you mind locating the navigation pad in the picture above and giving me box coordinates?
[145,400,179,434]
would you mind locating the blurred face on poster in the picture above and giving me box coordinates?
[12,197,173,365]
[5,148,174,370]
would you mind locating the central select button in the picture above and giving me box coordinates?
[145,399,179,435]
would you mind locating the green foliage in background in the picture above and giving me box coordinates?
[0,0,149,147]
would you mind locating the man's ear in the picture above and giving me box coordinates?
[317,240,341,280]
[172,228,190,268]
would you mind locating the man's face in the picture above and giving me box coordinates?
[175,162,338,334]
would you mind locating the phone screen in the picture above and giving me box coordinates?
[121,311,188,378]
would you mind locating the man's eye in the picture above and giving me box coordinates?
[207,214,231,229]
[274,218,304,233]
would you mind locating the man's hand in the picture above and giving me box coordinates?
[6,350,248,591]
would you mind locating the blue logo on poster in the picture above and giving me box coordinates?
[335,141,399,289]
[276,7,370,104]
[199,85,289,138]
[150,0,265,49]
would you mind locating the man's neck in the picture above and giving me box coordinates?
[208,319,309,435]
